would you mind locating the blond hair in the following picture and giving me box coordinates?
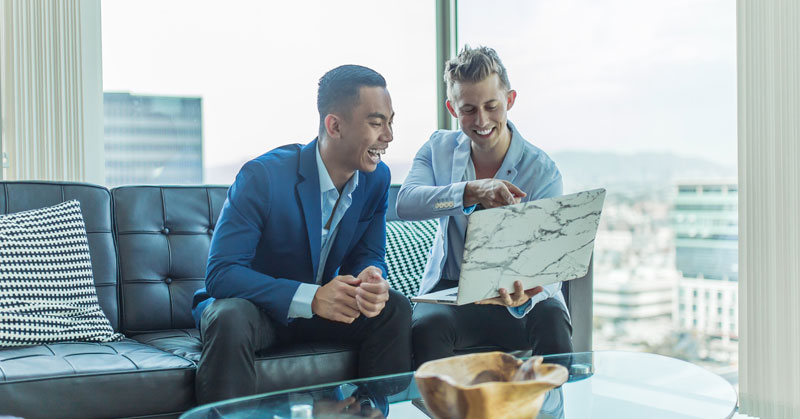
[444,45,511,98]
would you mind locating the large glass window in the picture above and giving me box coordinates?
[102,0,437,186]
[459,0,738,380]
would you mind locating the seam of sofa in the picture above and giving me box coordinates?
[256,346,356,361]
[0,364,196,386]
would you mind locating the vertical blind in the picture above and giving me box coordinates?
[0,0,103,183]
[738,0,800,418]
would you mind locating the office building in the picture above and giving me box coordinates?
[104,92,203,187]
[672,180,738,342]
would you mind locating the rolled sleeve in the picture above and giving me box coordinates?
[506,282,561,318]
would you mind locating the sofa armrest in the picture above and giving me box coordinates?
[563,257,593,352]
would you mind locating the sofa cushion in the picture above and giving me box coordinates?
[0,200,122,347]
[0,340,196,418]
[385,219,437,298]
[131,329,358,393]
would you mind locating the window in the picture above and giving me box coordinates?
[102,0,437,186]
[459,0,736,380]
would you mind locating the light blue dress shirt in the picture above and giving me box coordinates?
[286,144,359,319]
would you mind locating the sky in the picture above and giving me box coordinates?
[102,0,736,183]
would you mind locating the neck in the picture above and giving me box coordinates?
[318,138,354,192]
[471,127,511,178]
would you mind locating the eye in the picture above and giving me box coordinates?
[487,105,498,111]
[370,122,381,127]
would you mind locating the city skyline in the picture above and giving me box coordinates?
[102,0,736,176]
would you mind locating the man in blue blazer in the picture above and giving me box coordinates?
[396,46,573,367]
[192,65,411,404]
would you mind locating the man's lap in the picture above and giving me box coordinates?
[411,291,571,351]
[202,290,410,350]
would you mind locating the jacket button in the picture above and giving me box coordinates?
[164,277,173,284]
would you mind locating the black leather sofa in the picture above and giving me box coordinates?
[0,181,592,418]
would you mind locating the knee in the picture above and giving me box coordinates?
[202,298,260,340]
[411,308,454,343]
[534,300,571,328]
[383,289,412,322]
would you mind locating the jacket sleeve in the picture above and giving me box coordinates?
[341,167,390,279]
[205,160,302,325]
[396,136,473,221]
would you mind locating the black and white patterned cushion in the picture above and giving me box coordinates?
[385,219,438,298]
[0,200,123,347]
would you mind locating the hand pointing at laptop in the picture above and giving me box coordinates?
[464,179,526,209]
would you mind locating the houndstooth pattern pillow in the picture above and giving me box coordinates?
[0,200,123,347]
[385,219,438,298]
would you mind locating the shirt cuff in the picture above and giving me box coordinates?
[463,204,477,215]
[507,299,534,319]
[288,283,320,319]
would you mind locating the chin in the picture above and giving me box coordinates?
[358,160,379,173]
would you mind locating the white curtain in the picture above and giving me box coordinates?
[0,0,103,183]
[738,0,800,418]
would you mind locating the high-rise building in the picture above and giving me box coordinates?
[104,92,203,187]
[672,180,738,343]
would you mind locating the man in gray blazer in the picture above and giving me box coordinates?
[396,46,573,367]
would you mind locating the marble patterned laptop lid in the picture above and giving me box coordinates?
[457,188,606,305]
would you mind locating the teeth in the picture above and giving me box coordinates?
[368,148,386,155]
[476,128,492,135]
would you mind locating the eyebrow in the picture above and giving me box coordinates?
[367,112,395,121]
[460,99,499,110]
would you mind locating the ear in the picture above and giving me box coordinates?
[445,100,458,118]
[324,114,342,139]
[506,90,517,111]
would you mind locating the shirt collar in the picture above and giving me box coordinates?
[316,142,359,195]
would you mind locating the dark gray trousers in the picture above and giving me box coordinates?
[412,280,573,368]
[195,289,412,405]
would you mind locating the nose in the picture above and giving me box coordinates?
[476,109,488,127]
[381,124,393,143]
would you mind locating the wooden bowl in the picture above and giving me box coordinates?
[414,352,568,419]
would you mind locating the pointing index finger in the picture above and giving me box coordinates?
[502,181,527,198]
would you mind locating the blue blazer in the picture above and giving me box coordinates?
[192,139,390,326]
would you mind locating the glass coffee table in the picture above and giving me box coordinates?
[182,351,738,418]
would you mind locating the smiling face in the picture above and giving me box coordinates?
[328,86,394,174]
[446,73,516,153]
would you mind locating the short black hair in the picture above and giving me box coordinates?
[317,64,386,137]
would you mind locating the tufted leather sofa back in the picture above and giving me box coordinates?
[112,185,228,334]
[0,181,120,331]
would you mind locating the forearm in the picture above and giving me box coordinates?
[206,263,301,324]
[396,181,473,220]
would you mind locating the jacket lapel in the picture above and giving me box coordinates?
[451,133,472,183]
[497,122,524,184]
[296,139,321,279]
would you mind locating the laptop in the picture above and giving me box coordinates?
[411,188,606,305]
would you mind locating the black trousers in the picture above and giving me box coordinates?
[195,289,412,404]
[412,280,573,368]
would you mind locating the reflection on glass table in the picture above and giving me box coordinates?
[181,351,738,419]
